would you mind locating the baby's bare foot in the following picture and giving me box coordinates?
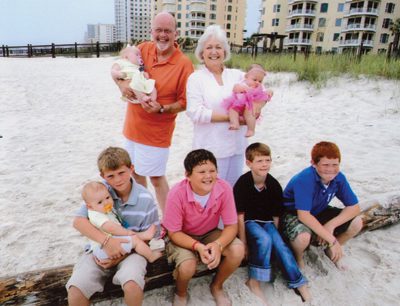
[138,224,156,241]
[245,130,255,137]
[148,250,163,263]
[229,123,239,130]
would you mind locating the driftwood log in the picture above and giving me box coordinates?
[1,199,399,305]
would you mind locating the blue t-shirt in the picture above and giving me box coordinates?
[283,166,358,215]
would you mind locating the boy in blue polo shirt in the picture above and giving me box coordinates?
[281,141,363,270]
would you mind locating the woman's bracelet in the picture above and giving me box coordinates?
[192,240,199,251]
[214,240,223,252]
[101,234,112,249]
[328,238,337,248]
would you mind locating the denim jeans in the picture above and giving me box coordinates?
[245,221,307,288]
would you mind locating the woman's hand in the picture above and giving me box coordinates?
[252,101,266,118]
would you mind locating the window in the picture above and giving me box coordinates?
[337,3,344,12]
[385,3,395,13]
[320,3,328,13]
[227,32,230,38]
[177,13,181,19]
[273,4,281,13]
[380,33,389,43]
[227,15,232,21]
[177,4,181,10]
[226,24,231,30]
[382,18,392,29]
[316,32,324,42]
[227,5,232,12]
[210,13,216,20]
[333,33,340,41]
[210,4,216,11]
[318,18,326,27]
[272,18,279,26]
[335,18,342,27]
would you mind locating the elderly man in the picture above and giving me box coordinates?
[114,12,194,213]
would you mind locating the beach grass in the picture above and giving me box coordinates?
[185,52,400,85]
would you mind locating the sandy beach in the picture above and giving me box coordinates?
[1,57,399,305]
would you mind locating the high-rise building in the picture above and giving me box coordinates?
[258,0,400,54]
[115,0,152,43]
[152,0,246,45]
[85,24,115,43]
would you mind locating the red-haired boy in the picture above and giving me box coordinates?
[281,141,363,270]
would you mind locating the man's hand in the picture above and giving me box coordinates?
[117,79,135,100]
[140,100,162,113]
[103,237,129,259]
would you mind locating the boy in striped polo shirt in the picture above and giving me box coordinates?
[67,147,160,306]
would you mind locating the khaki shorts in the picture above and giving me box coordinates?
[66,252,147,299]
[166,228,243,278]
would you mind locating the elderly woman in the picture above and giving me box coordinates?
[186,25,267,186]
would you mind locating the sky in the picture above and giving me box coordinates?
[0,0,261,46]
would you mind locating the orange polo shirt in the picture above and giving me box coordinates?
[123,42,194,148]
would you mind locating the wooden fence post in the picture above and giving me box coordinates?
[96,41,100,58]
[2,45,5,57]
[387,42,392,62]
[27,44,31,58]
[51,43,56,58]
[293,47,297,62]
[6,45,9,57]
[358,41,363,62]
[74,42,78,58]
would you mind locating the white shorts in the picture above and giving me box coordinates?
[125,139,169,176]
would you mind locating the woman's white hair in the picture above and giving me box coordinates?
[195,25,231,63]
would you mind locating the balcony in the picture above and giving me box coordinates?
[190,0,207,3]
[162,0,175,4]
[286,23,314,32]
[345,8,379,17]
[339,39,373,47]
[190,3,206,12]
[285,38,312,45]
[288,0,317,4]
[288,9,316,18]
[342,23,377,32]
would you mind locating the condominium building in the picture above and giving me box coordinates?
[85,24,115,43]
[152,0,246,45]
[115,0,152,42]
[258,0,400,54]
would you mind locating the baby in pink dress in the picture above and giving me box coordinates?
[222,64,272,137]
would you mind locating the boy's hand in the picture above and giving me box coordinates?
[205,242,222,270]
[196,243,213,266]
[103,237,129,259]
[94,254,127,269]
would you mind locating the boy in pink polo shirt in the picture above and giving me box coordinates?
[163,149,245,306]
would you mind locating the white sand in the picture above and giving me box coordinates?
[1,57,399,305]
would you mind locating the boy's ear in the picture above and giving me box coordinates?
[311,160,316,167]
[130,165,135,174]
[245,159,252,167]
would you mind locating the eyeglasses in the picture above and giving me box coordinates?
[152,28,174,35]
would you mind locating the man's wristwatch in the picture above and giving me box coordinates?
[158,105,165,114]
